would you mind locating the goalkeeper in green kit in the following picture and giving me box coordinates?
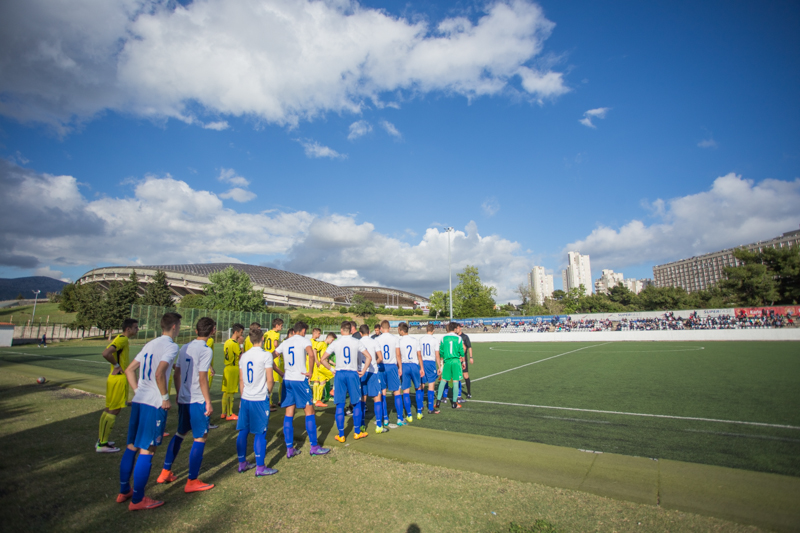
[436,322,464,410]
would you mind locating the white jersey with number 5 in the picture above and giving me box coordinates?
[325,336,362,372]
[132,335,179,409]
[418,334,438,362]
[239,346,273,401]
[375,332,399,365]
[274,336,312,381]
[399,336,421,365]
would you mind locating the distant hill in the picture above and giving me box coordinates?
[0,277,68,301]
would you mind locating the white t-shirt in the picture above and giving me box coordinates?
[132,335,179,409]
[375,332,399,365]
[325,336,362,372]
[399,335,421,365]
[176,339,213,404]
[418,334,439,362]
[358,336,379,373]
[239,346,273,401]
[274,335,313,381]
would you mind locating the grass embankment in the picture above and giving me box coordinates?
[0,302,76,325]
[0,371,758,533]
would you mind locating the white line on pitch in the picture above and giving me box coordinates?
[473,343,611,383]
[0,350,107,365]
[488,347,705,354]
[468,399,800,430]
[684,429,800,443]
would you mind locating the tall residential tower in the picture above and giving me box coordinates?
[562,252,592,296]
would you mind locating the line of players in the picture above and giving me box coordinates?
[103,312,474,511]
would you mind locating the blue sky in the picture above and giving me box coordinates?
[1,0,799,302]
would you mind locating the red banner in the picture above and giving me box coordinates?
[735,306,800,317]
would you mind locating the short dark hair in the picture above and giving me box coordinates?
[312,327,322,334]
[341,321,352,333]
[249,322,261,329]
[161,312,182,331]
[272,318,284,328]
[398,322,408,333]
[426,324,434,333]
[294,321,309,334]
[196,317,216,337]
[447,321,459,332]
[359,324,370,335]
[286,328,295,336]
[121,318,138,332]
[374,323,381,330]
[326,332,337,341]
[380,320,390,330]
[232,323,245,333]
[249,327,263,344]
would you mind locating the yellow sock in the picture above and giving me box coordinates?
[99,412,116,444]
[222,393,229,415]
[312,383,319,402]
[228,394,235,416]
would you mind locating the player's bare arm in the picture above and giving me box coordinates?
[155,361,172,411]
[198,370,212,416]
[358,350,372,378]
[416,349,425,377]
[125,359,140,391]
[304,346,315,378]
[320,351,334,372]
[102,345,122,374]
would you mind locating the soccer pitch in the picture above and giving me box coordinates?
[1,340,798,477]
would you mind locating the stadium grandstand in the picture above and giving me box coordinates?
[342,285,430,309]
[77,263,353,308]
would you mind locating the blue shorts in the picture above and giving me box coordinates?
[127,402,167,450]
[422,361,438,384]
[177,402,209,439]
[237,399,270,434]
[361,372,382,397]
[281,380,313,408]
[383,364,401,391]
[402,363,421,389]
[334,370,362,405]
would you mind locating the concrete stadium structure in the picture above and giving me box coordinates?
[77,263,353,308]
[342,285,430,309]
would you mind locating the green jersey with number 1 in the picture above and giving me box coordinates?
[438,333,464,361]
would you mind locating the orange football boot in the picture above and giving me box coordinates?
[185,479,215,493]
[116,489,133,503]
[156,469,177,484]
[128,496,164,511]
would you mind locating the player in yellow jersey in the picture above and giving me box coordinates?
[243,322,260,353]
[221,324,244,420]
[310,329,335,407]
[206,336,216,387]
[264,318,284,411]
[97,318,139,453]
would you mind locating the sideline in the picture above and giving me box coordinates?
[0,349,107,366]
[472,342,611,382]
[488,346,706,353]
[468,399,800,430]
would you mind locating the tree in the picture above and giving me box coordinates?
[350,294,377,317]
[178,294,207,309]
[551,289,566,301]
[720,261,779,306]
[637,286,691,311]
[453,266,496,318]
[763,246,800,304]
[722,246,799,305]
[70,282,104,332]
[203,266,264,312]
[59,283,79,312]
[339,306,348,314]
[607,284,637,307]
[428,290,449,319]
[560,286,586,314]
[142,270,174,307]
[515,283,541,316]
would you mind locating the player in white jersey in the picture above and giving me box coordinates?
[321,321,371,442]
[398,322,426,422]
[156,317,215,492]
[274,321,330,458]
[356,324,388,435]
[418,324,442,414]
[374,320,404,426]
[116,312,181,511]
[236,326,277,476]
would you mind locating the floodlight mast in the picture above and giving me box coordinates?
[31,289,41,324]
[445,227,454,321]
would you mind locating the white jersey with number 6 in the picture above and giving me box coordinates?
[274,335,312,381]
[325,336,362,372]
[239,346,273,401]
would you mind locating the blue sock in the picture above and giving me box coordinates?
[254,433,266,466]
[374,400,383,427]
[360,400,366,419]
[119,447,136,494]
[163,434,183,471]
[458,381,462,397]
[394,394,403,421]
[132,453,153,504]
[415,390,424,412]
[236,430,249,463]
[382,396,389,422]
[428,390,435,411]
[403,393,411,417]
[188,441,205,480]
[305,415,318,447]
[335,404,345,437]
[284,416,294,448]
[353,402,363,432]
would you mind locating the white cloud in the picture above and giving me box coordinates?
[203,120,230,131]
[300,140,345,159]
[219,187,256,202]
[565,173,800,270]
[579,107,610,129]
[217,168,250,187]
[698,137,717,148]
[34,266,70,282]
[0,0,568,132]
[348,120,372,140]
[1,160,533,301]
[481,197,500,216]
[380,120,402,138]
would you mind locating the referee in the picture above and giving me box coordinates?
[455,323,473,399]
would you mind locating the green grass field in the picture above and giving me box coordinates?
[0,302,76,325]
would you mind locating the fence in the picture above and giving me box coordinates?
[129,305,292,344]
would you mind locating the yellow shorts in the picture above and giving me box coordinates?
[311,364,334,382]
[222,365,239,393]
[106,374,128,410]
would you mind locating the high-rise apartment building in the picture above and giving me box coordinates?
[652,229,800,293]
[562,251,592,296]
[528,266,554,305]
[595,269,653,295]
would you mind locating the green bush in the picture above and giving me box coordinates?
[338,306,348,314]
